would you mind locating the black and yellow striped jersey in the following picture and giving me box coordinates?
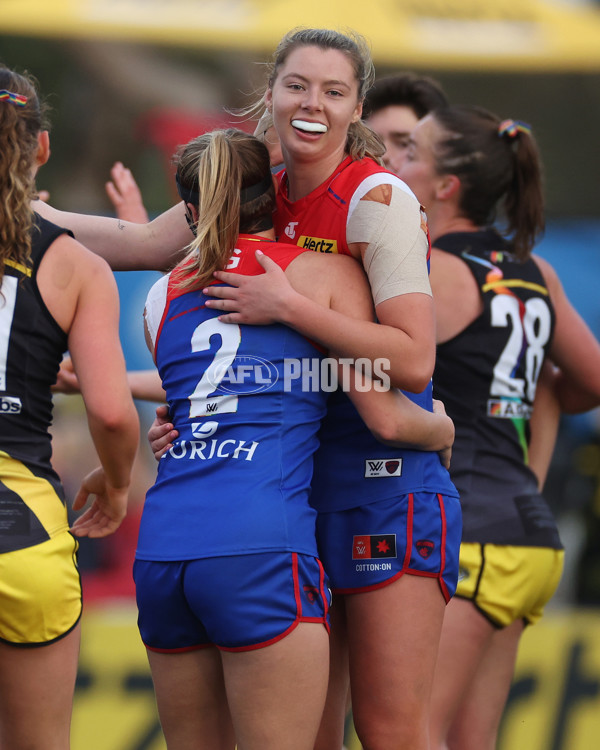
[0,214,72,552]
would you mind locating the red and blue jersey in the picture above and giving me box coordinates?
[136,236,328,561]
[273,157,458,512]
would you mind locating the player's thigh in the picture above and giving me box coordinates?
[0,624,80,750]
[222,622,329,750]
[147,647,235,750]
[314,599,350,750]
[346,574,445,723]
[447,618,524,750]
[430,596,497,745]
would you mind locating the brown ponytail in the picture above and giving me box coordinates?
[432,105,545,260]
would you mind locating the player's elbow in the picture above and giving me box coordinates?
[88,400,139,435]
[364,410,404,446]
[390,359,433,394]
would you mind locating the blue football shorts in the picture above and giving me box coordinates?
[316,491,462,601]
[133,551,331,652]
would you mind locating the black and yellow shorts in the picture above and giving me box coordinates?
[456,542,564,628]
[0,531,82,646]
[1,451,83,645]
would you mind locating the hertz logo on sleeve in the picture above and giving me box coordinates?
[298,236,338,254]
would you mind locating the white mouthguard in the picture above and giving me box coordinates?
[291,119,328,133]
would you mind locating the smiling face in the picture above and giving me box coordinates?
[265,45,363,179]
[365,104,420,176]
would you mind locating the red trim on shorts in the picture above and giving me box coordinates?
[437,493,451,603]
[332,569,446,596]
[218,553,329,651]
[292,552,302,617]
[219,620,301,652]
[317,558,331,633]
[145,643,212,654]
[403,493,415,568]
[332,493,454,601]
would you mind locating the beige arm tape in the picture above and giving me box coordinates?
[347,185,432,306]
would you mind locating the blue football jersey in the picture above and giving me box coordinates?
[137,237,327,561]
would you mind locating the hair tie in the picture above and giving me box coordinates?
[0,90,28,107]
[498,119,531,139]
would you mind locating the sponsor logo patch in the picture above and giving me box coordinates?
[298,236,338,254]
[0,396,22,414]
[364,459,402,478]
[284,221,299,239]
[352,534,397,560]
[487,398,532,419]
[191,421,219,439]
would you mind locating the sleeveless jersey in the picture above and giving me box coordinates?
[136,236,329,561]
[0,214,71,553]
[433,229,562,548]
[273,157,458,512]
[275,155,419,257]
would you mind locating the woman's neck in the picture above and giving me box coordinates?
[245,228,276,241]
[283,148,348,201]
[427,205,479,245]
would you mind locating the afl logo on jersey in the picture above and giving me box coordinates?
[211,356,279,395]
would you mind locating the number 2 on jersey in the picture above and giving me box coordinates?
[188,317,242,417]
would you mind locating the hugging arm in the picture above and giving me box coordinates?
[33,199,191,272]
[204,184,435,392]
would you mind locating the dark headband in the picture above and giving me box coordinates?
[175,172,272,206]
[175,173,199,206]
[240,174,273,203]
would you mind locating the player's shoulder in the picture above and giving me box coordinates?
[531,253,560,296]
[351,167,420,214]
[40,232,113,283]
[291,247,362,275]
